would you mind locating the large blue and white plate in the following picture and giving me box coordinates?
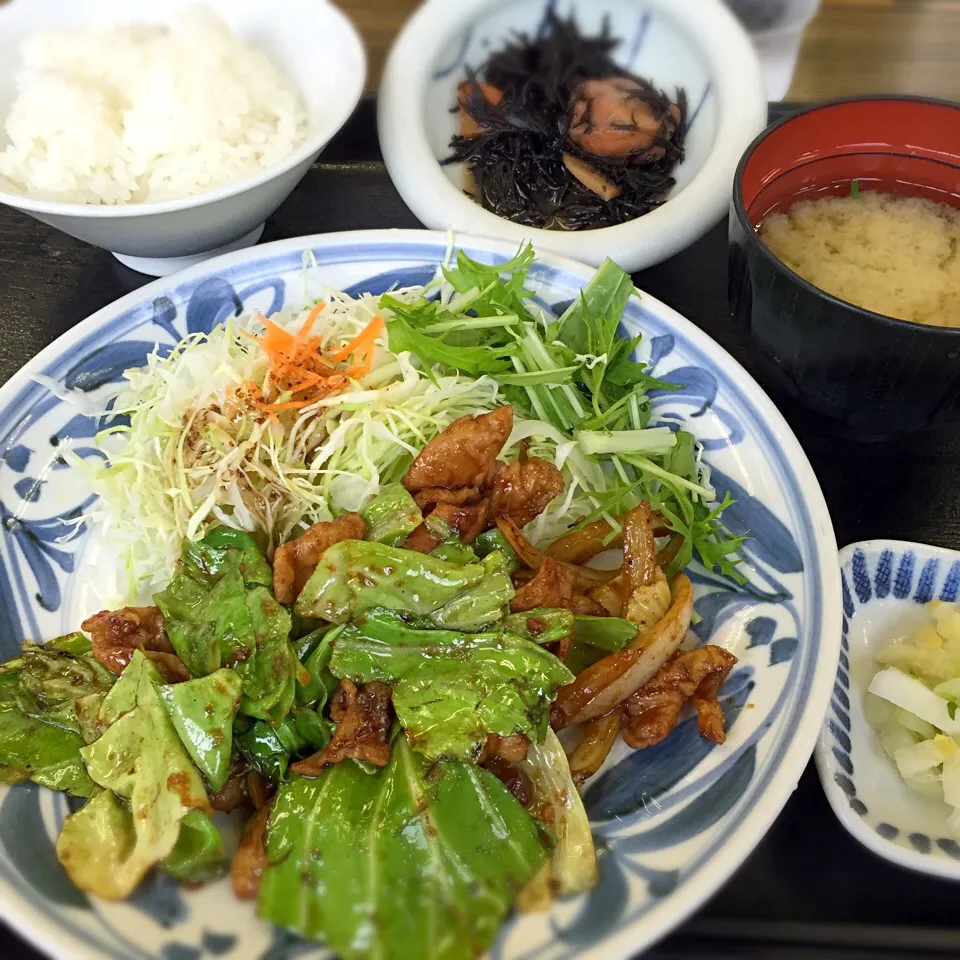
[0,230,840,960]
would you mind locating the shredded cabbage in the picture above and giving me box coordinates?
[91,281,503,594]
[89,251,728,599]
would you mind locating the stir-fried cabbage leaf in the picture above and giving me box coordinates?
[56,652,210,899]
[158,669,242,791]
[155,528,298,724]
[566,615,638,673]
[11,634,114,733]
[360,482,423,546]
[295,540,514,631]
[180,526,273,587]
[429,552,515,631]
[237,708,333,781]
[0,671,93,796]
[162,810,226,884]
[0,635,114,795]
[518,728,598,895]
[501,608,576,645]
[258,736,549,960]
[295,630,339,709]
[330,609,573,761]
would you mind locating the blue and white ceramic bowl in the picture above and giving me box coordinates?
[816,540,960,880]
[378,0,767,273]
[0,230,840,959]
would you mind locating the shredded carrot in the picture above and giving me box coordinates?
[241,307,382,413]
[344,358,374,379]
[293,301,326,347]
[327,314,383,363]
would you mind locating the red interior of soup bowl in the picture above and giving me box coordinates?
[738,98,960,223]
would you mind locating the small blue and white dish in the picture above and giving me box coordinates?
[816,540,960,880]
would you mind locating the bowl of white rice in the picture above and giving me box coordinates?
[0,0,366,275]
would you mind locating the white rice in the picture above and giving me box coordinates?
[0,6,308,205]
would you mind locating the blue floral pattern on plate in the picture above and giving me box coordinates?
[0,231,839,960]
[816,541,960,879]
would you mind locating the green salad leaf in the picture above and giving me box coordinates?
[383,310,517,378]
[639,435,745,581]
[295,540,514,630]
[156,527,299,724]
[330,609,573,760]
[158,669,242,791]
[56,651,210,899]
[258,736,549,960]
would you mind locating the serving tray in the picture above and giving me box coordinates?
[1,99,959,959]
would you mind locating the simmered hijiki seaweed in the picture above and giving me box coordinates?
[445,12,687,230]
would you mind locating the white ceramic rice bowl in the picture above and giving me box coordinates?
[0,0,366,275]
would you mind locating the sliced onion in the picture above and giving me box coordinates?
[496,516,618,589]
[623,502,657,593]
[655,532,685,570]
[587,577,622,617]
[552,573,694,727]
[568,709,622,784]
[623,567,672,635]
[547,516,624,565]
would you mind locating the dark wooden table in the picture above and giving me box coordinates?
[2,99,960,959]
